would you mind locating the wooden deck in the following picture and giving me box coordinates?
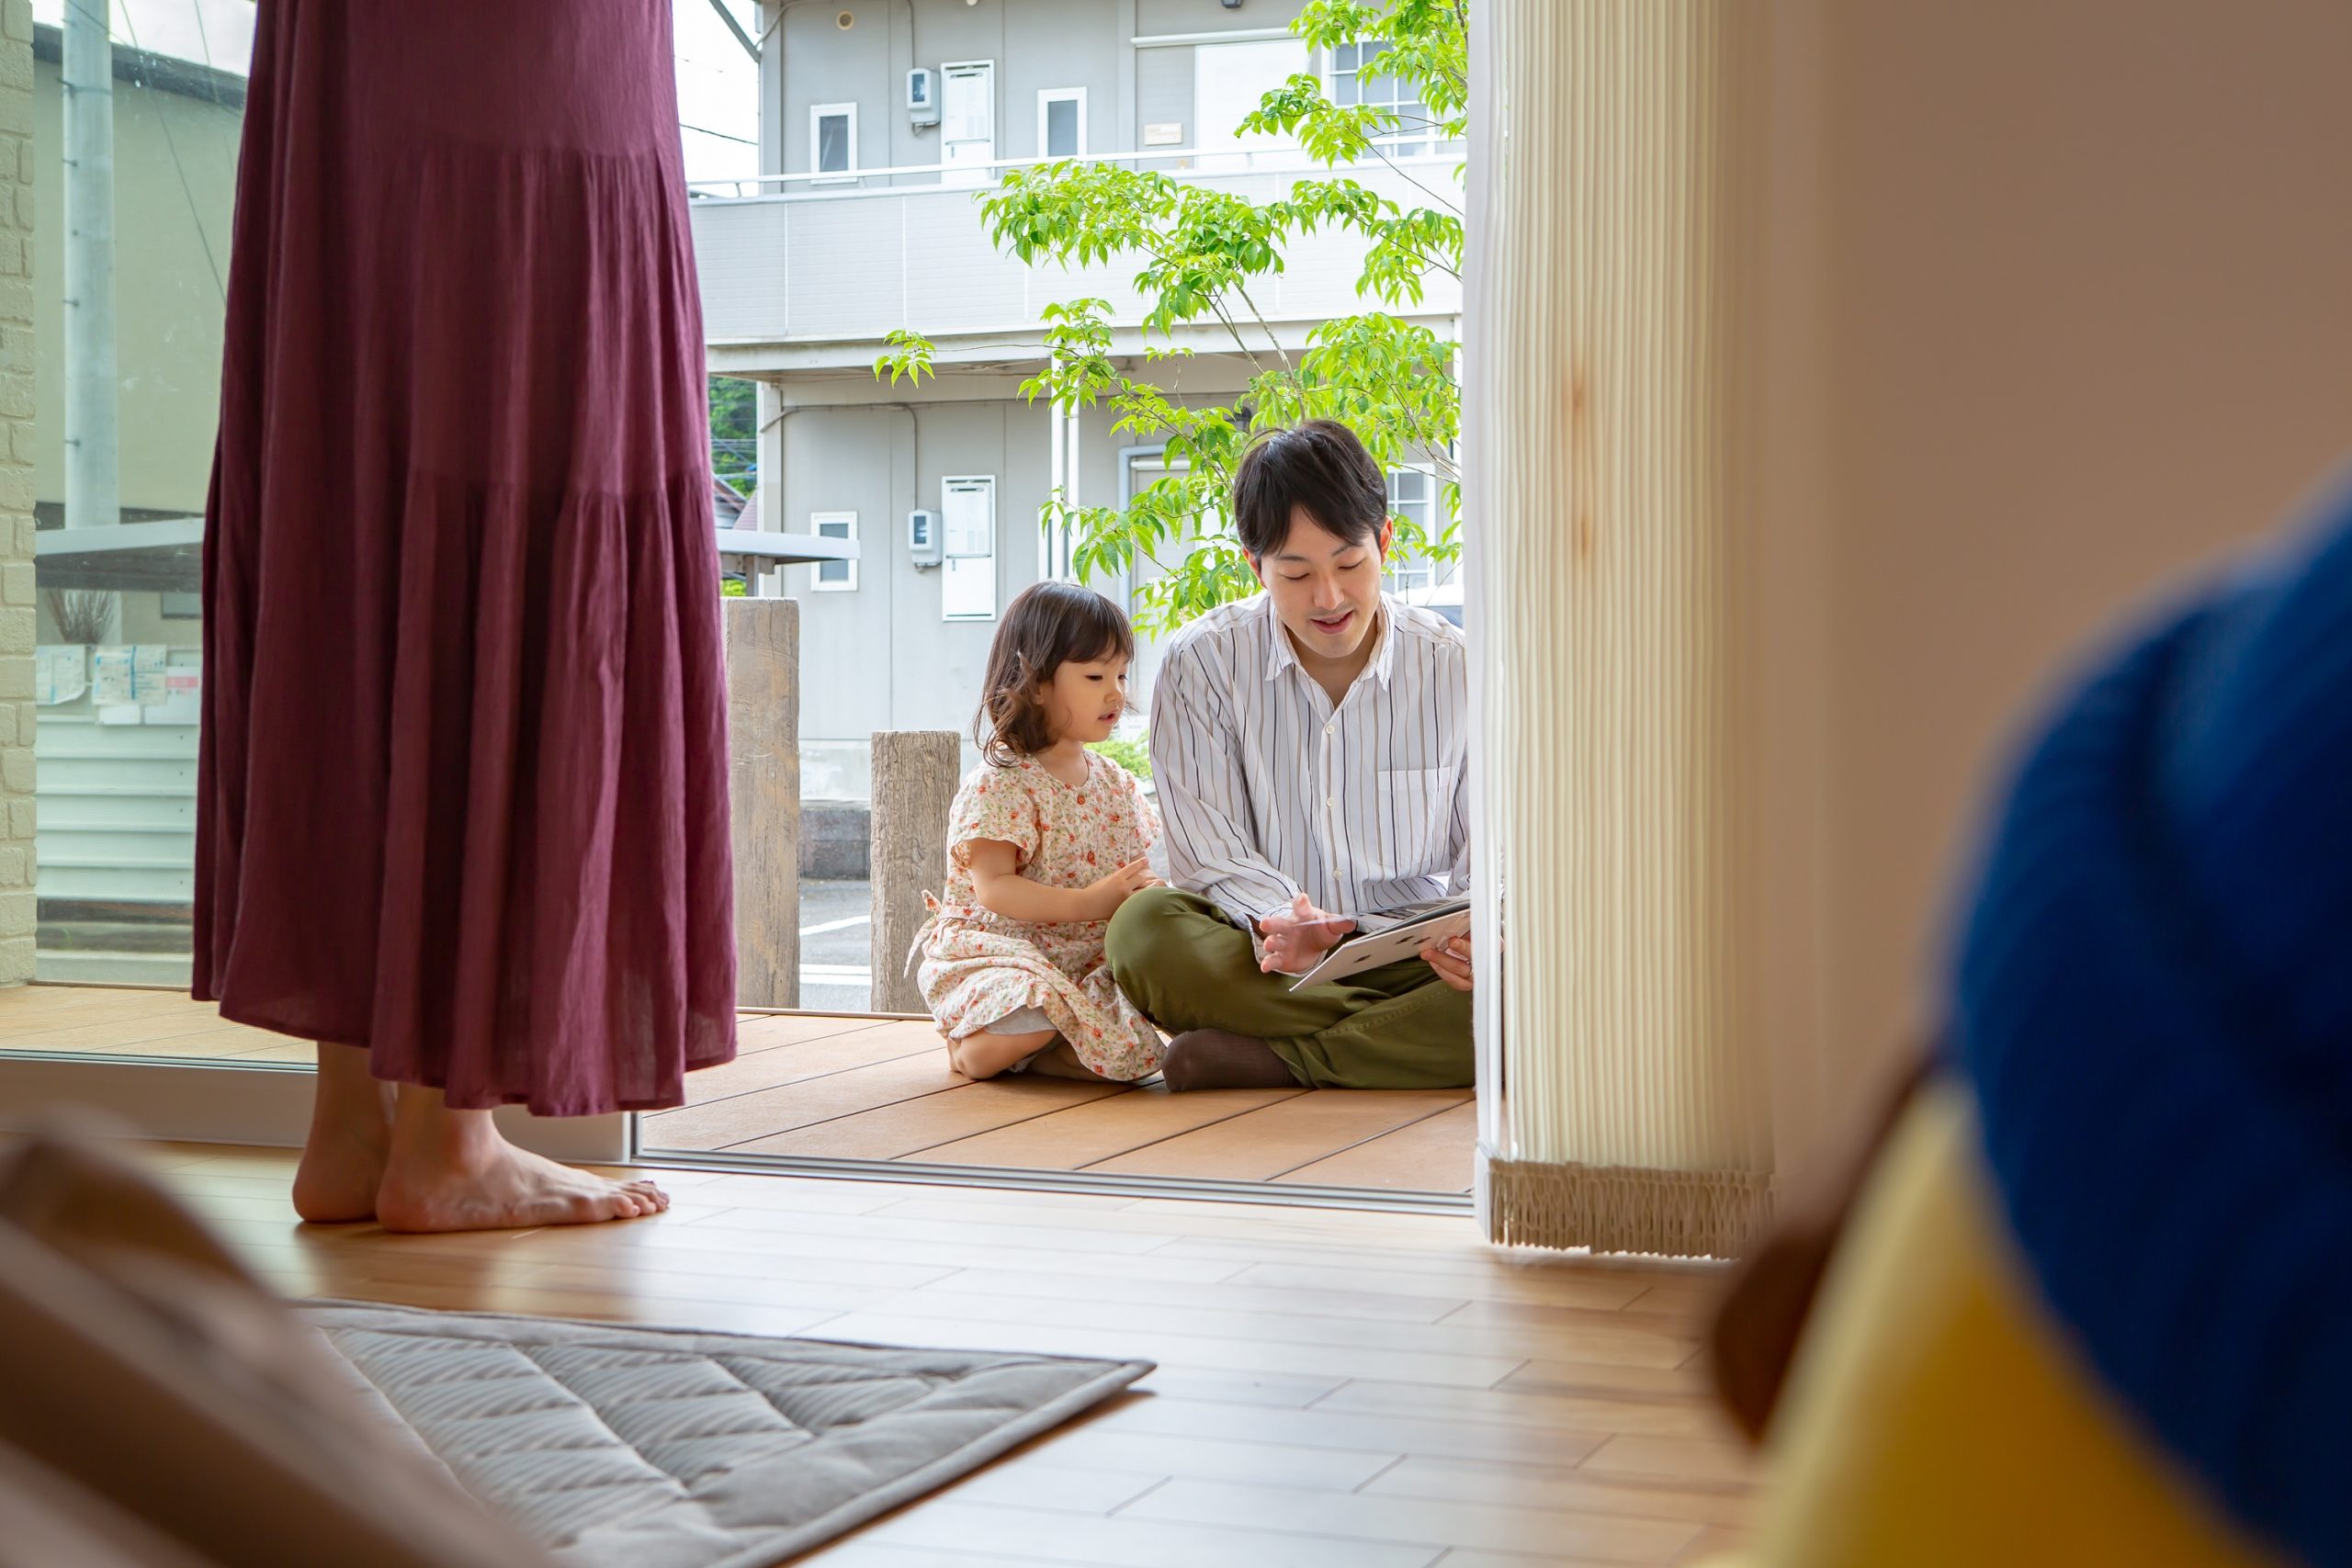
[0,992,1477,1196]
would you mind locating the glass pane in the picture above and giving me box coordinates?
[818,558,850,584]
[31,2,253,993]
[818,112,850,173]
[1046,96,1079,158]
[1335,73,1358,107]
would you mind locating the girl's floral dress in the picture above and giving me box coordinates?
[915,751,1166,1081]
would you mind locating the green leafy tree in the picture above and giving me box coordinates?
[707,375,759,497]
[877,0,1465,631]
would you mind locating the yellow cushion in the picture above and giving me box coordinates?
[1713,1084,2282,1568]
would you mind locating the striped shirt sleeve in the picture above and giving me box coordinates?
[1149,640,1300,928]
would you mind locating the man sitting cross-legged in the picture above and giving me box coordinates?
[1106,420,1475,1092]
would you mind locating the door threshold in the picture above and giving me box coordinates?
[621,1144,1474,1215]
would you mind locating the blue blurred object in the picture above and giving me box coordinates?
[1946,471,2352,1568]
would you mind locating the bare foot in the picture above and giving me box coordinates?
[295,1124,392,1224]
[1022,1038,1116,1082]
[374,1086,669,1233]
[944,1025,1060,1080]
[376,1141,670,1234]
[294,1043,395,1224]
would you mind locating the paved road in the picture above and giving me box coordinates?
[798,877,871,1011]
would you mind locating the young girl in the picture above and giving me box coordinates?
[915,581,1167,1082]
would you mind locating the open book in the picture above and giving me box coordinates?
[1287,897,1472,990]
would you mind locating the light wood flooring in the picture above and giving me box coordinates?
[0,991,1477,1196]
[125,1140,1758,1568]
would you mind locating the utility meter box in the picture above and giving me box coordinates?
[908,508,943,567]
[907,67,940,127]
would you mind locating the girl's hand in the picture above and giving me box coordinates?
[1083,857,1160,920]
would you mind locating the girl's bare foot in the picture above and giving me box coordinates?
[293,1042,395,1224]
[372,1087,669,1233]
[944,1025,1059,1080]
[1021,1038,1115,1082]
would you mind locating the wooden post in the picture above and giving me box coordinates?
[868,730,960,1016]
[726,597,799,1009]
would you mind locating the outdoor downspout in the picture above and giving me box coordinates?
[1115,440,1165,614]
[63,0,119,533]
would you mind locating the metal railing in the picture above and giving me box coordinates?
[686,140,1464,204]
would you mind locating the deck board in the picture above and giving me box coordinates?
[1,991,1478,1193]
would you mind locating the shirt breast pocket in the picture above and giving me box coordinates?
[1372,765,1460,879]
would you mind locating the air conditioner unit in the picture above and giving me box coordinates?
[907,67,940,128]
[908,507,943,567]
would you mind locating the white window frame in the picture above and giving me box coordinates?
[1323,40,1433,156]
[1382,463,1440,593]
[810,511,858,592]
[808,101,858,182]
[1036,86,1087,160]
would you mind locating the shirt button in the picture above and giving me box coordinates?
[1326,795,1338,808]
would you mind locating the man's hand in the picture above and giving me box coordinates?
[1421,931,1473,992]
[1258,894,1354,975]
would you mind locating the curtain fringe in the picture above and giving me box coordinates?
[1484,1156,1773,1260]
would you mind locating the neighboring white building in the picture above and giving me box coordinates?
[695,0,1463,800]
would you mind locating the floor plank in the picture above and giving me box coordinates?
[634,1052,979,1148]
[1363,1455,1755,1529]
[659,1022,936,1107]
[724,1077,1131,1158]
[910,1083,1306,1168]
[1086,1090,1472,1181]
[1273,1100,1477,1191]
[1119,1478,1704,1563]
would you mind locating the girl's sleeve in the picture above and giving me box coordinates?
[947,773,1041,869]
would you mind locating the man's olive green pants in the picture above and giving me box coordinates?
[1105,888,1474,1089]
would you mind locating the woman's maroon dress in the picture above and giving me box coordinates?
[195,1,737,1113]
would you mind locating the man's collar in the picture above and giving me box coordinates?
[1261,593,1398,687]
[1261,592,1298,680]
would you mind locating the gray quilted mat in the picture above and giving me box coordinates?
[294,1299,1154,1568]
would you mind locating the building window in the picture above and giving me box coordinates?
[1329,41,1429,156]
[1037,88,1086,160]
[811,512,858,591]
[810,103,857,179]
[1384,466,1438,592]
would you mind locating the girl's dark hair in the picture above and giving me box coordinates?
[976,581,1136,766]
[1231,419,1389,559]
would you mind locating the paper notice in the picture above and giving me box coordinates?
[92,645,135,705]
[35,646,88,705]
[132,645,170,706]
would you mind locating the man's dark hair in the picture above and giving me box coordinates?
[1230,419,1389,560]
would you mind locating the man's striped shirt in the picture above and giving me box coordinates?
[1148,592,1470,928]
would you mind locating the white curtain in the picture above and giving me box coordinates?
[1465,0,1772,1258]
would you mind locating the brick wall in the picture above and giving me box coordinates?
[0,0,34,985]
